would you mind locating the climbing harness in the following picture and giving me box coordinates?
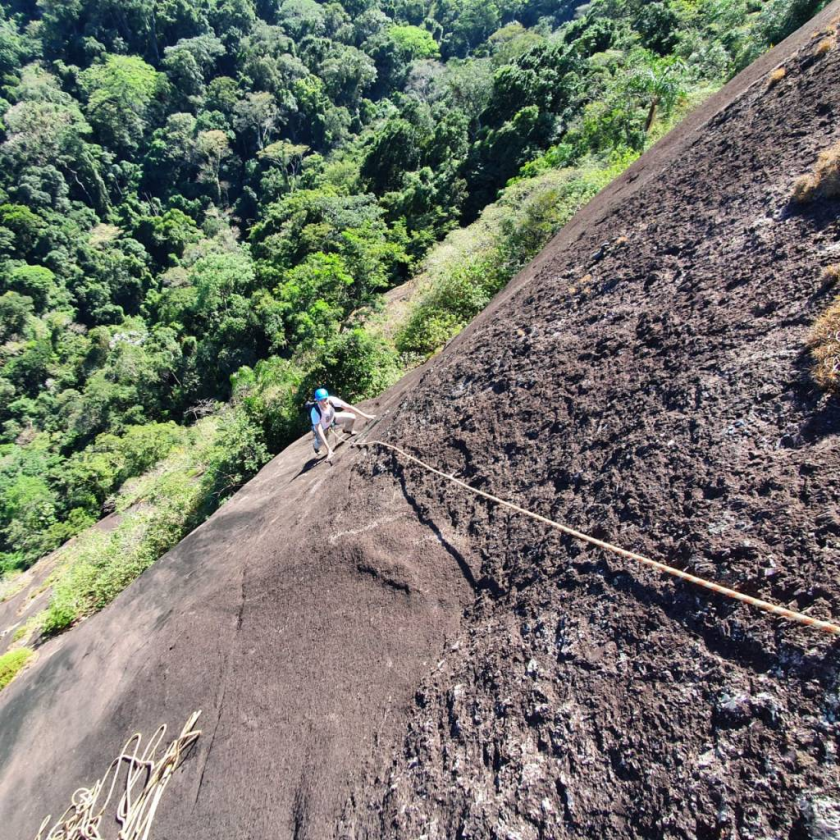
[34,711,201,840]
[359,440,840,636]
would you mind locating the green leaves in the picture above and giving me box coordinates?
[205,408,269,497]
[275,252,354,347]
[388,25,440,60]
[195,130,232,203]
[303,327,400,401]
[249,188,409,353]
[0,292,34,342]
[191,250,257,315]
[132,208,201,267]
[362,117,422,193]
[79,55,167,156]
[0,443,61,566]
[0,648,33,691]
[396,255,504,355]
[58,422,185,511]
[9,265,57,311]
[278,0,327,39]
[233,91,283,151]
[433,0,501,57]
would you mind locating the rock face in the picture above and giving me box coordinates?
[335,8,840,837]
[2,5,840,840]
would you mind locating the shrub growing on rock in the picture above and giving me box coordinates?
[0,647,32,691]
[793,142,840,202]
[809,268,840,392]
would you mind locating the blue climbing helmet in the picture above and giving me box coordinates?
[314,387,329,401]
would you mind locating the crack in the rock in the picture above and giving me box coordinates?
[193,561,248,806]
[236,560,246,632]
[193,680,227,806]
[393,457,478,593]
[292,780,308,840]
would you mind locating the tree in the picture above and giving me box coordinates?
[162,35,226,99]
[318,44,377,106]
[8,265,57,311]
[0,473,58,563]
[275,252,354,348]
[190,250,257,321]
[205,76,241,115]
[239,21,297,86]
[0,204,45,257]
[405,59,446,101]
[758,0,830,49]
[132,208,201,267]
[277,0,326,39]
[635,2,681,55]
[388,25,440,60]
[383,165,467,251]
[0,15,25,77]
[323,2,353,42]
[233,92,282,151]
[79,54,167,156]
[0,292,34,342]
[1,65,110,211]
[488,22,545,67]
[442,58,494,123]
[484,41,580,127]
[434,0,501,58]
[257,140,309,196]
[363,25,444,93]
[79,235,154,318]
[353,8,390,45]
[154,0,209,46]
[250,189,409,307]
[2,66,91,169]
[196,130,232,203]
[142,112,198,191]
[209,0,257,48]
[624,52,687,135]
[4,334,53,398]
[361,118,422,193]
[304,328,399,403]
[464,104,554,217]
[290,75,333,148]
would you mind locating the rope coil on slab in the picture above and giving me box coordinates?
[34,712,201,840]
[360,440,840,637]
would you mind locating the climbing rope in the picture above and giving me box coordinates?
[34,711,201,840]
[360,440,840,637]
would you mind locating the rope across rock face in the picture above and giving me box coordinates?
[34,712,201,840]
[360,440,840,637]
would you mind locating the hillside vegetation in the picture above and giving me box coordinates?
[0,0,830,611]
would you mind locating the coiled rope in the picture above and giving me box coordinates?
[34,711,201,840]
[360,440,840,637]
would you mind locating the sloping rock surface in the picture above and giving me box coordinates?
[2,5,840,839]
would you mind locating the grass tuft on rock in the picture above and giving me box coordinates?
[0,647,33,691]
[815,36,835,55]
[809,271,840,392]
[768,67,787,86]
[793,142,840,202]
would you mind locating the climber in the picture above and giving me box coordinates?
[310,387,376,460]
